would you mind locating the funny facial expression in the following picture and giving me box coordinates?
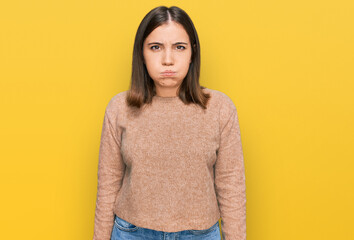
[143,21,192,96]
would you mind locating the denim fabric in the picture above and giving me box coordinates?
[111,214,221,240]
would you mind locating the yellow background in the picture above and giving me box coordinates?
[1,0,353,239]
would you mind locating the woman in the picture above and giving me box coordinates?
[93,5,246,240]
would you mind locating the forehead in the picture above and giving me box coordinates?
[145,21,190,43]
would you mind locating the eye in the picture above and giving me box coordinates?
[177,45,186,50]
[150,45,160,50]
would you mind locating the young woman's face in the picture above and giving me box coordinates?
[143,21,192,96]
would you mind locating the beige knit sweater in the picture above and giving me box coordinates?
[93,87,246,240]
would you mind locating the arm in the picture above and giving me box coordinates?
[93,109,126,240]
[214,104,246,240]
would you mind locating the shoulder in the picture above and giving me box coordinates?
[203,88,239,132]
[104,90,129,116]
[203,87,237,112]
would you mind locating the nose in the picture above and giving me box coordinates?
[162,49,174,66]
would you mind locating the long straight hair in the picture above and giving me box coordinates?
[126,6,211,109]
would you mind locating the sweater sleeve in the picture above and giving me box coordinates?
[214,102,246,240]
[93,109,126,240]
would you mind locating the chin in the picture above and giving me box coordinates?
[158,79,179,84]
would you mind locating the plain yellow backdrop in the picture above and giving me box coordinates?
[1,0,353,239]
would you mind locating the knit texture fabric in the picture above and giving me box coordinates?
[93,87,246,240]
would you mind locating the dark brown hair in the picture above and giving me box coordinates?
[126,5,211,109]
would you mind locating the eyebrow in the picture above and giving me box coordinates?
[147,42,188,45]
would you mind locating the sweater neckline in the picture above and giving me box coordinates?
[153,94,180,103]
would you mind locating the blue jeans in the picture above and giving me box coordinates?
[111,214,221,240]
